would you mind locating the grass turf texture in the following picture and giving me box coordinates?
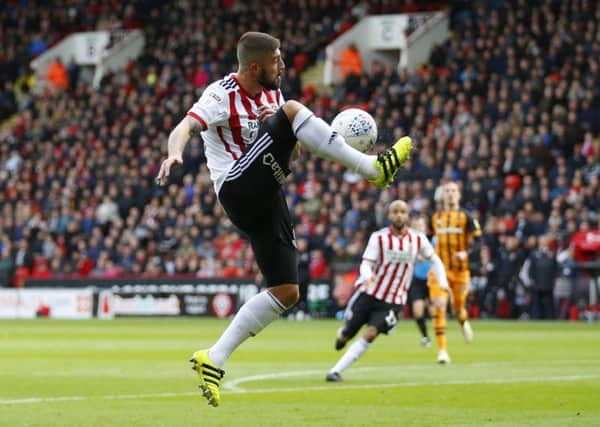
[1,318,598,426]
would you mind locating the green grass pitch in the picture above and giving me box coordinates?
[1,318,599,426]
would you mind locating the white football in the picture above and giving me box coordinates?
[331,108,378,153]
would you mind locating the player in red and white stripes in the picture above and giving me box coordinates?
[326,200,451,382]
[156,32,413,406]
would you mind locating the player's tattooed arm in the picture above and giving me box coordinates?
[189,119,202,137]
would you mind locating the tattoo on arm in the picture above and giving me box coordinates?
[189,120,202,137]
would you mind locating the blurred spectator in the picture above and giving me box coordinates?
[46,58,68,91]
[340,43,363,78]
[522,235,559,319]
[67,57,80,92]
[96,196,120,225]
[479,244,498,317]
[295,237,311,315]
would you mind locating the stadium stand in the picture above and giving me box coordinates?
[0,0,598,319]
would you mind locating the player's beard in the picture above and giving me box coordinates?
[257,69,280,90]
[391,221,406,233]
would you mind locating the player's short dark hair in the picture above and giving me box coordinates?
[237,32,280,70]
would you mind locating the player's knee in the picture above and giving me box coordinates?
[412,305,423,318]
[363,326,378,342]
[433,297,447,311]
[427,304,435,317]
[281,100,304,122]
[283,285,300,307]
[269,284,300,308]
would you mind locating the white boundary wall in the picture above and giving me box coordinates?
[0,288,93,319]
[324,12,448,85]
[30,30,145,89]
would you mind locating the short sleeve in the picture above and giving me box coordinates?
[419,233,436,259]
[187,86,228,129]
[362,233,381,263]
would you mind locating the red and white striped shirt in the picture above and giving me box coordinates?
[356,227,435,305]
[186,73,284,192]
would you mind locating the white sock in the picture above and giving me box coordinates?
[208,290,286,368]
[329,337,370,374]
[293,108,378,179]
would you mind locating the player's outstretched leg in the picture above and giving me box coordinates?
[283,101,412,189]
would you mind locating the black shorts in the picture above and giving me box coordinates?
[408,277,429,303]
[218,108,298,287]
[341,292,403,339]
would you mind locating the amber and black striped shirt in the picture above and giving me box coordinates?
[431,210,482,272]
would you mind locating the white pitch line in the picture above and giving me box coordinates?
[223,367,385,391]
[5,359,597,380]
[225,374,600,395]
[222,362,600,391]
[0,392,198,405]
[1,373,598,405]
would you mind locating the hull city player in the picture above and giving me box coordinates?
[428,182,482,364]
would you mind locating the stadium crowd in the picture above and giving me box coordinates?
[0,0,598,319]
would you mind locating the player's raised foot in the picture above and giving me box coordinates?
[421,336,432,348]
[190,349,225,407]
[369,136,412,189]
[325,372,343,382]
[462,320,474,343]
[437,350,451,364]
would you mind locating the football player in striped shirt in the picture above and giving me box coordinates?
[428,182,482,364]
[156,32,412,406]
[325,200,451,382]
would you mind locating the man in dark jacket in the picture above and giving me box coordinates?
[525,235,558,319]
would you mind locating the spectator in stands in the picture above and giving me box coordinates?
[290,237,311,319]
[340,43,363,77]
[523,235,559,319]
[340,43,363,94]
[0,81,17,121]
[67,57,80,92]
[0,242,14,286]
[495,235,525,317]
[46,58,68,91]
